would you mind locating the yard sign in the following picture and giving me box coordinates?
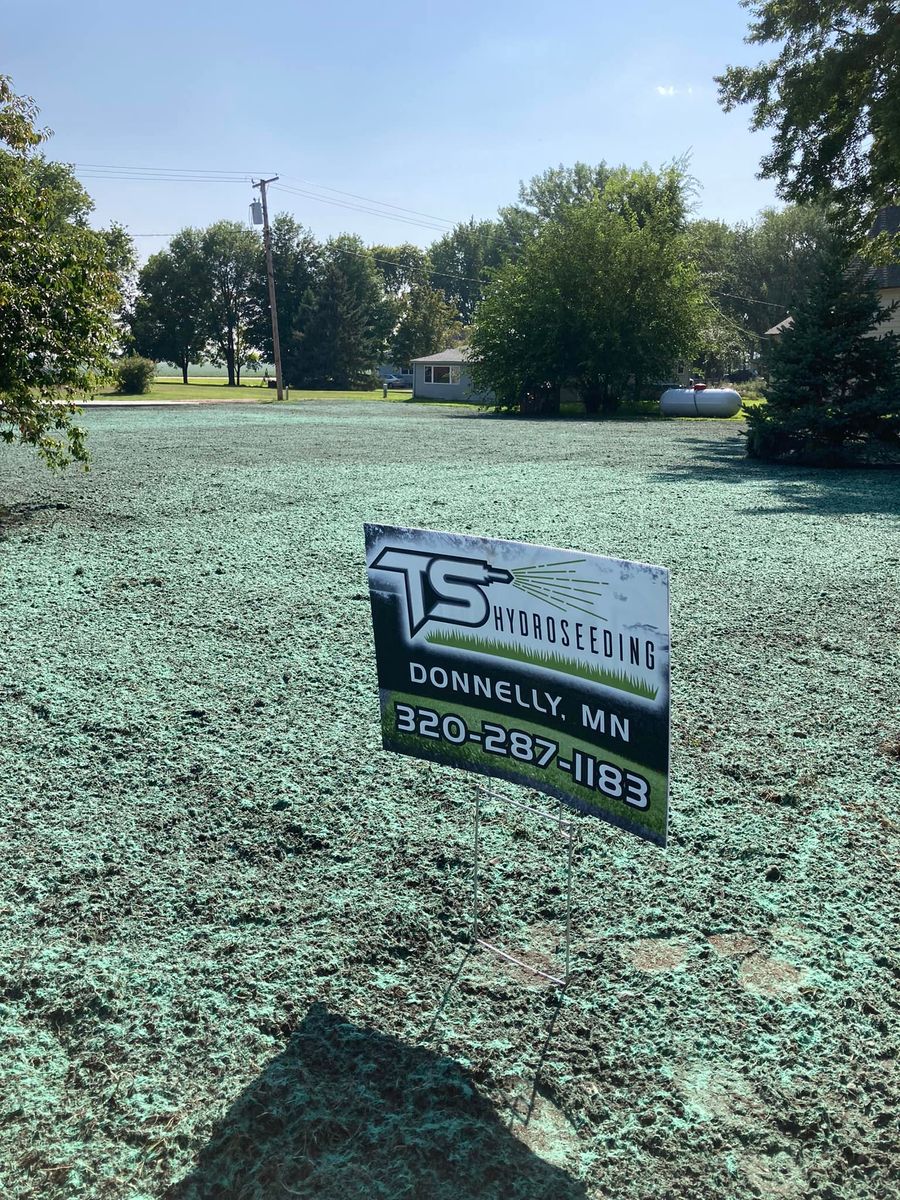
[365,524,670,846]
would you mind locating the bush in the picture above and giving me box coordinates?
[114,356,155,395]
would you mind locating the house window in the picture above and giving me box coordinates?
[424,364,461,384]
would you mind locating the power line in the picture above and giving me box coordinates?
[74,163,261,178]
[74,162,455,227]
[75,171,254,185]
[74,161,794,311]
[72,162,456,236]
[713,290,789,310]
[364,250,489,288]
[279,174,454,228]
[270,182,449,233]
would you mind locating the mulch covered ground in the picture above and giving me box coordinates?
[1,402,897,1199]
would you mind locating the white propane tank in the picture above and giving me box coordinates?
[660,385,742,417]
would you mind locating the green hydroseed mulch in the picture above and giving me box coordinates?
[1,402,898,1200]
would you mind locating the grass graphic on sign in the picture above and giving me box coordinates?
[423,631,659,699]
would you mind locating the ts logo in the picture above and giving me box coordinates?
[369,546,513,637]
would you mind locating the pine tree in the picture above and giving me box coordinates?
[747,225,900,464]
[297,236,390,388]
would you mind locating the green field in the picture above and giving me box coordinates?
[92,377,415,403]
[1,404,897,1199]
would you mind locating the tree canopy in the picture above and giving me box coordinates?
[390,281,461,370]
[250,215,321,380]
[470,171,705,413]
[717,2,900,230]
[131,229,208,384]
[684,204,830,374]
[200,221,263,386]
[428,220,509,325]
[298,236,391,388]
[0,76,129,469]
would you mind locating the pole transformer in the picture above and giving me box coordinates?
[252,175,284,401]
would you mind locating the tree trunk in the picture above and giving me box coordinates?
[226,332,236,387]
[181,359,189,385]
[583,385,602,415]
[540,385,560,416]
[521,385,560,416]
[601,389,620,416]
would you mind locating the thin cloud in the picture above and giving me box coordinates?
[656,85,694,97]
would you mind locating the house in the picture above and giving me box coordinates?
[868,204,900,337]
[764,205,900,341]
[411,347,491,403]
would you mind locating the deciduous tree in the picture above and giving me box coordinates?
[717,2,900,232]
[0,76,125,469]
[470,173,704,414]
[390,281,461,370]
[370,243,429,296]
[428,220,508,324]
[131,229,207,383]
[200,221,262,386]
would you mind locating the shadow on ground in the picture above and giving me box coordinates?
[0,499,71,535]
[166,1003,588,1200]
[651,435,900,517]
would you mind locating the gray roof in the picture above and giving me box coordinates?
[765,208,900,336]
[410,347,472,365]
[764,317,794,337]
[869,205,900,289]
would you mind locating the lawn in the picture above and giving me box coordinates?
[1,404,897,1199]
[91,377,415,403]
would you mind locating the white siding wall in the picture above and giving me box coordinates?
[878,288,900,338]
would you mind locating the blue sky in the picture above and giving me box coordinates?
[6,0,781,255]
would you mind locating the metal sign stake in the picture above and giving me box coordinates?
[471,784,577,989]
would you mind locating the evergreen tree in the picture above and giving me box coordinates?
[298,237,390,387]
[746,225,900,464]
[250,214,321,375]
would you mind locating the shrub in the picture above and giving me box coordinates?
[114,356,155,395]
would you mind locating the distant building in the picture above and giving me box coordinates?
[764,205,900,340]
[411,348,491,403]
[868,204,900,337]
[377,363,413,387]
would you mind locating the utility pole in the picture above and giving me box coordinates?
[253,175,284,401]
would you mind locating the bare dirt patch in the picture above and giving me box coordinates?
[738,955,806,998]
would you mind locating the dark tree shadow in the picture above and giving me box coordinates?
[0,500,71,535]
[166,1003,588,1200]
[651,435,900,518]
